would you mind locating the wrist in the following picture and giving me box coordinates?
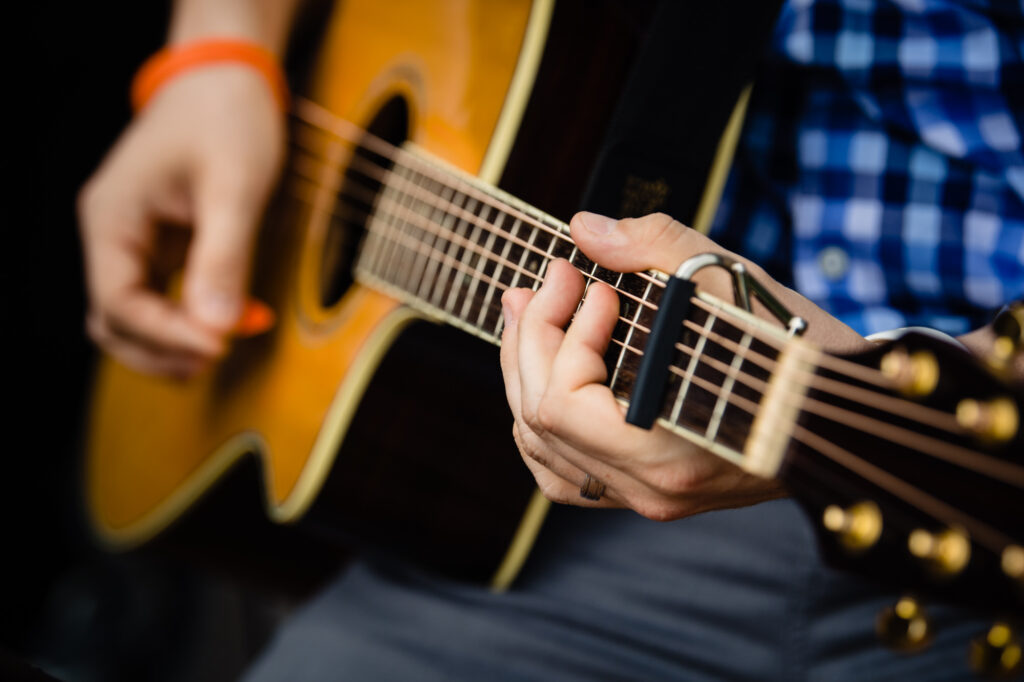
[131,38,289,113]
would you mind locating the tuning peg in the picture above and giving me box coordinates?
[880,347,938,397]
[986,303,1023,376]
[969,622,1022,679]
[908,526,971,576]
[876,596,932,652]
[1003,545,1024,583]
[957,397,1019,443]
[822,501,882,553]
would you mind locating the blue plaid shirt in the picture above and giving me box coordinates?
[710,0,1024,337]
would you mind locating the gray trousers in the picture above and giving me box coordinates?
[244,500,983,680]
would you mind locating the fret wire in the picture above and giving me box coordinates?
[387,165,421,281]
[429,189,462,309]
[367,218,659,358]
[448,200,487,320]
[376,194,550,301]
[477,212,511,329]
[297,130,1003,487]
[460,205,499,322]
[385,164,422,286]
[609,277,653,391]
[312,154,664,313]
[491,218,523,336]
[366,168,404,278]
[440,196,479,314]
[704,332,753,442]
[416,187,462,303]
[370,194,662,346]
[428,191,469,308]
[577,259,602,311]
[534,227,559,282]
[567,244,579,267]
[365,180,783,420]
[292,116,984,454]
[681,319,778,381]
[382,164,417,281]
[350,153,565,284]
[407,180,455,297]
[376,212,982,495]
[321,150,667,311]
[668,312,718,424]
[509,223,540,291]
[289,117,667,293]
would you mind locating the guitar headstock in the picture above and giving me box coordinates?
[779,310,1023,677]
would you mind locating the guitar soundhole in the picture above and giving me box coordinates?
[319,96,410,307]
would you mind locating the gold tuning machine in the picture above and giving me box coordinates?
[969,622,1022,679]
[908,526,971,576]
[876,596,932,653]
[1003,545,1024,584]
[880,347,939,398]
[957,397,1019,443]
[822,501,882,553]
[988,302,1023,372]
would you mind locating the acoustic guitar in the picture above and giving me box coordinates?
[85,0,1023,657]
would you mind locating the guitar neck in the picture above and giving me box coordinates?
[354,144,809,477]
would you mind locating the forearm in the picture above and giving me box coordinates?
[168,0,303,53]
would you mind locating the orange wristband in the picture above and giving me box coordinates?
[131,38,289,113]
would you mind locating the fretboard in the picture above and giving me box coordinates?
[354,144,796,472]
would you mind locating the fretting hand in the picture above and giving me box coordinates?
[499,212,872,520]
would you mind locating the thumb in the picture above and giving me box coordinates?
[568,211,717,275]
[182,175,263,332]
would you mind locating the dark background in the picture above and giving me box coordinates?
[8,4,296,680]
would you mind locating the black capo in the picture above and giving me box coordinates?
[625,253,808,430]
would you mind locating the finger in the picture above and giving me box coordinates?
[182,167,265,332]
[80,184,224,359]
[102,291,225,358]
[516,260,585,414]
[567,211,711,274]
[549,281,620,392]
[512,423,621,509]
[89,315,208,378]
[499,287,535,417]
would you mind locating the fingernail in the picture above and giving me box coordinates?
[579,212,617,235]
[501,292,516,325]
[196,292,242,329]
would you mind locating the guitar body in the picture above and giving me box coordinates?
[86,0,649,584]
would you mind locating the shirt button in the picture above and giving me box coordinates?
[818,246,849,280]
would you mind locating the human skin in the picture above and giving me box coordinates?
[79,2,1019,521]
[78,0,299,377]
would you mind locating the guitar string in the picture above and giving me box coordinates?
[288,170,650,331]
[288,155,661,312]
[290,145,662,311]
[285,160,1024,537]
[287,100,1022,549]
[286,149,979,446]
[683,320,1024,486]
[286,106,1018,462]
[791,425,1010,553]
[339,183,1022,489]
[287,116,950,397]
[286,142,997,450]
[668,359,1013,553]
[289,112,664,294]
